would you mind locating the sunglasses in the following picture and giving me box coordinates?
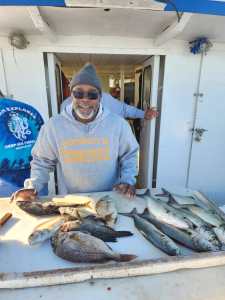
[72,90,99,100]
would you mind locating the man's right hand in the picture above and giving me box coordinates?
[10,188,38,203]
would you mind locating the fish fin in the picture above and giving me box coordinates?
[118,254,137,262]
[154,187,170,197]
[184,218,194,229]
[143,207,149,214]
[167,195,178,206]
[119,208,138,217]
[161,187,170,195]
[115,231,133,237]
[141,208,150,218]
[104,237,117,242]
[142,189,151,197]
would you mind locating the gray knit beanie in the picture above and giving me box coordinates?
[70,63,102,94]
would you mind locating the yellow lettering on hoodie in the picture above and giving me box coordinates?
[60,137,110,163]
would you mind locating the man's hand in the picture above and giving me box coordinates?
[10,188,38,203]
[144,107,158,120]
[113,183,136,198]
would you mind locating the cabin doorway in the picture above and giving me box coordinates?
[44,52,163,191]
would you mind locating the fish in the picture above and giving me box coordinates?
[10,188,38,202]
[51,195,95,207]
[58,206,97,220]
[186,206,224,227]
[121,209,181,256]
[121,209,220,252]
[80,215,106,226]
[145,205,221,251]
[168,204,205,227]
[16,201,60,216]
[51,231,137,263]
[166,204,221,248]
[144,211,220,252]
[155,188,197,205]
[28,216,66,245]
[162,197,221,248]
[142,193,190,229]
[61,219,133,242]
[96,195,117,227]
[193,191,225,217]
[140,209,198,252]
[168,197,224,227]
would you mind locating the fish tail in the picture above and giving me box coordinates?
[115,231,133,237]
[118,254,137,262]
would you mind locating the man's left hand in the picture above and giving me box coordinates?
[144,107,158,120]
[113,183,136,198]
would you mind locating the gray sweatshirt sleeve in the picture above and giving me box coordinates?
[121,102,145,119]
[24,123,58,192]
[117,120,139,186]
[102,93,145,119]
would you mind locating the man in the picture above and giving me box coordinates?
[14,63,139,201]
[0,91,44,196]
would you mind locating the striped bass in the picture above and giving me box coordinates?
[160,188,197,205]
[144,196,190,229]
[164,195,222,248]
[186,206,224,227]
[121,209,220,252]
[121,209,181,256]
[172,205,221,247]
[143,209,220,251]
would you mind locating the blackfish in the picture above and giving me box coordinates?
[51,231,136,263]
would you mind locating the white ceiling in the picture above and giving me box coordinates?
[58,53,150,77]
[0,6,225,41]
[57,53,150,67]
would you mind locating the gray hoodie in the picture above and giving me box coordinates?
[24,103,139,194]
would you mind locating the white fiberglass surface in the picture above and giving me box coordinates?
[0,190,194,273]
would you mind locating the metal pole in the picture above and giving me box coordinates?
[185,52,204,187]
[120,68,124,102]
[0,49,9,96]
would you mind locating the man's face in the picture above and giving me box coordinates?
[71,84,100,122]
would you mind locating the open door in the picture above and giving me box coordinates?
[138,56,160,189]
[45,53,64,194]
[46,53,63,116]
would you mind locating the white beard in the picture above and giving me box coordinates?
[74,106,96,120]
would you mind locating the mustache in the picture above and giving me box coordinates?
[78,105,93,109]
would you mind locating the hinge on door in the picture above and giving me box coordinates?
[193,93,204,97]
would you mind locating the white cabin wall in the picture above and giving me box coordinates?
[156,52,201,188]
[0,38,49,121]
